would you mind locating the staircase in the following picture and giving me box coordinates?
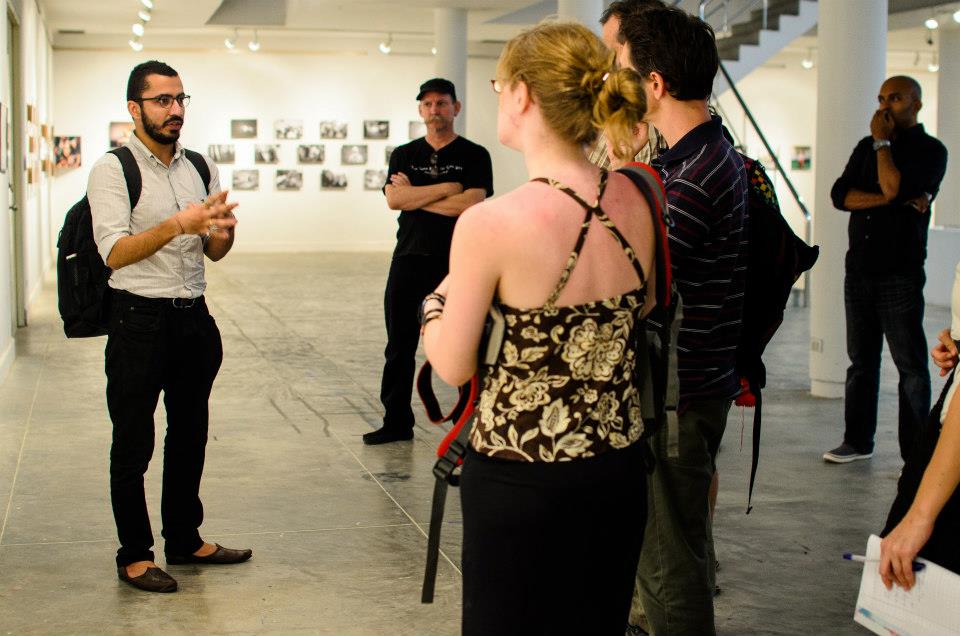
[703,0,819,92]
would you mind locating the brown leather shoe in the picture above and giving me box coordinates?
[117,566,177,593]
[165,544,252,565]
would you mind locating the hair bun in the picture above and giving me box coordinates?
[579,67,608,98]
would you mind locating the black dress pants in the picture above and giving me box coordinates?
[105,291,223,567]
[379,254,447,431]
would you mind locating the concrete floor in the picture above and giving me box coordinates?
[0,252,950,636]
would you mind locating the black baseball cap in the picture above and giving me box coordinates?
[416,78,457,102]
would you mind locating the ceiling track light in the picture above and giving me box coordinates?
[129,38,143,52]
[431,46,437,55]
[924,16,939,30]
[379,34,392,54]
[138,9,151,22]
[141,0,154,9]
[928,52,939,73]
[132,22,145,37]
[800,47,814,70]
[225,28,238,50]
[954,8,960,24]
[248,29,261,52]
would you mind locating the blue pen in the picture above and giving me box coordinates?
[843,552,926,572]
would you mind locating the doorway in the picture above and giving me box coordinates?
[6,8,23,329]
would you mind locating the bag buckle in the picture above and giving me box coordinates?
[171,297,196,309]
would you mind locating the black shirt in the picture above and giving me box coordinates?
[385,136,494,258]
[831,124,947,274]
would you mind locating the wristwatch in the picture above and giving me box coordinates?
[872,139,891,151]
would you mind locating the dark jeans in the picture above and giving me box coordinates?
[844,269,930,459]
[379,254,447,431]
[105,292,223,567]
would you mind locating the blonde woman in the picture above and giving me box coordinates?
[421,21,660,635]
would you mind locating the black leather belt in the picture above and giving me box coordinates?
[114,289,204,309]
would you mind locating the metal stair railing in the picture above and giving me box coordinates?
[700,0,769,35]
[716,60,813,307]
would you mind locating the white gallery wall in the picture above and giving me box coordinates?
[51,49,526,253]
[0,0,54,382]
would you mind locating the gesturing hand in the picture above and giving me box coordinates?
[932,328,959,377]
[176,190,238,237]
[870,109,894,141]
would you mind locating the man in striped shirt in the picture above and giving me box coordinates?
[618,7,748,636]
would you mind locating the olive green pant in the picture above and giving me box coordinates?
[631,399,731,636]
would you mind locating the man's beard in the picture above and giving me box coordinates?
[142,112,182,145]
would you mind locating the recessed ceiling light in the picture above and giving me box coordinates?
[925,17,939,29]
[132,22,145,37]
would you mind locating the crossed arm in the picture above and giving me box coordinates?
[385,172,486,217]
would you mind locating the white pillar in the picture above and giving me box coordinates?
[433,8,468,136]
[558,0,604,34]
[809,0,887,397]
[935,25,960,227]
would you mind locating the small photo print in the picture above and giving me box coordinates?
[232,169,259,191]
[54,136,81,170]
[364,169,387,191]
[363,120,390,139]
[208,144,235,164]
[321,169,348,190]
[341,144,368,165]
[275,119,304,140]
[231,119,257,139]
[109,121,134,148]
[791,146,811,171]
[385,145,396,165]
[255,144,281,164]
[320,120,348,139]
[297,144,325,164]
[275,169,303,191]
[408,121,427,139]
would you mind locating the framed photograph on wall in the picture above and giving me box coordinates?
[275,169,303,191]
[254,144,280,164]
[208,144,235,164]
[109,121,134,149]
[54,136,81,171]
[791,146,811,171]
[26,103,36,124]
[231,119,257,139]
[341,144,367,166]
[297,144,325,164]
[364,169,387,191]
[274,120,303,140]
[320,121,348,139]
[232,169,259,191]
[321,169,347,190]
[408,121,426,139]
[363,120,389,139]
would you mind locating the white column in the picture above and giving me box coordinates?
[935,25,960,227]
[809,0,887,397]
[433,8,468,136]
[558,0,604,34]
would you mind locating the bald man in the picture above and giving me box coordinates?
[825,76,948,464]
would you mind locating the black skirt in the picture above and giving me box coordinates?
[882,371,960,575]
[459,442,648,636]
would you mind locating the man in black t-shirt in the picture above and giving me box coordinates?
[363,78,494,445]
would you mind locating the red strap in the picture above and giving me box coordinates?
[416,361,479,461]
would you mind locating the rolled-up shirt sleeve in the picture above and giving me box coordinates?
[88,154,133,265]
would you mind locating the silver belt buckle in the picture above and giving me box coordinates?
[172,297,196,309]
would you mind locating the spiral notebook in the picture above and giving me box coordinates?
[854,534,960,635]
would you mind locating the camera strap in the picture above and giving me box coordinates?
[416,361,479,603]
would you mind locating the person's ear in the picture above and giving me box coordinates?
[648,71,667,99]
[127,100,141,122]
[453,100,462,116]
[913,98,922,115]
[514,80,532,112]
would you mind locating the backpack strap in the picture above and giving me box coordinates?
[183,149,212,195]
[108,147,142,209]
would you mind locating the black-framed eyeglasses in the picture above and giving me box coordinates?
[136,94,191,109]
[429,152,439,178]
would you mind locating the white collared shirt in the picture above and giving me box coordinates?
[88,132,220,299]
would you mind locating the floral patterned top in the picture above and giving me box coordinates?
[471,170,649,462]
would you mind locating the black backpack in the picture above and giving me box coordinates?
[56,146,211,338]
[736,154,819,511]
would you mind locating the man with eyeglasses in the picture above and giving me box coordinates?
[88,60,251,593]
[364,78,493,445]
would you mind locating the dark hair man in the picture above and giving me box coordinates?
[617,7,748,636]
[824,76,948,464]
[88,60,250,593]
[363,78,493,445]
